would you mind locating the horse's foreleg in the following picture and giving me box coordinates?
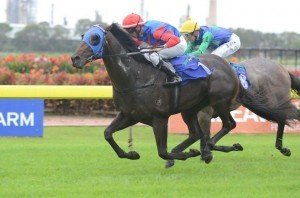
[104,112,139,160]
[275,122,291,156]
[152,117,193,161]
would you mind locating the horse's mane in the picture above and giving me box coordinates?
[107,23,150,64]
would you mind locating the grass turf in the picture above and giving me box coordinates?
[0,126,299,197]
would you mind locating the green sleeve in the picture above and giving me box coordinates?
[189,32,213,57]
[184,42,196,54]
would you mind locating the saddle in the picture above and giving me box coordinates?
[168,55,212,85]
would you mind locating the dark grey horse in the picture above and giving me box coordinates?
[166,58,300,168]
[71,23,295,164]
[199,58,300,154]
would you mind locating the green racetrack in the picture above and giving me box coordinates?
[0,126,299,197]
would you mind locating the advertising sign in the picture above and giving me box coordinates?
[0,99,44,137]
[169,100,300,134]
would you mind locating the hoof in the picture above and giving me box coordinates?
[201,152,213,164]
[189,149,201,157]
[128,151,140,160]
[165,160,175,169]
[280,148,291,157]
[202,154,213,164]
[233,143,243,151]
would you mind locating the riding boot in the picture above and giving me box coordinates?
[157,59,182,87]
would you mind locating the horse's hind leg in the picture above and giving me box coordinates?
[152,116,197,161]
[212,144,243,152]
[165,111,204,168]
[275,122,291,156]
[202,104,236,163]
[104,112,139,160]
[199,107,243,153]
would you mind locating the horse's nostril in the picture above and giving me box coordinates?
[71,55,80,62]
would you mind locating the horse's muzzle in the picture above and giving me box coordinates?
[71,55,84,69]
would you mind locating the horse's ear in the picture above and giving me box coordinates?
[99,23,110,31]
[105,25,112,32]
[108,23,119,31]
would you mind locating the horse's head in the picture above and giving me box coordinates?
[71,25,106,68]
[72,23,154,90]
[71,23,148,68]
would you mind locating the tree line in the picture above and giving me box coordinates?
[1,19,300,52]
[0,18,107,53]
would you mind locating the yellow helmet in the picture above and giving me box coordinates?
[180,19,200,33]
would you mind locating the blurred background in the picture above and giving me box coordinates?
[0,0,300,52]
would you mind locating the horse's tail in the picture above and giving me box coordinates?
[289,72,300,94]
[237,82,298,125]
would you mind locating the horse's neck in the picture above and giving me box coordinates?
[103,33,164,91]
[103,56,135,88]
[104,55,163,92]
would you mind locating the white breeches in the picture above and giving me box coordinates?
[142,36,187,66]
[211,33,241,58]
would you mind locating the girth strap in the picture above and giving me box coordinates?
[170,85,180,114]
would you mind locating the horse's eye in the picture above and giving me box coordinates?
[90,34,100,46]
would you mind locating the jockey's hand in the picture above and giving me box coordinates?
[153,45,167,52]
[152,48,162,52]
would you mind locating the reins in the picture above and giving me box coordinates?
[85,50,157,62]
[83,48,162,62]
[83,33,164,63]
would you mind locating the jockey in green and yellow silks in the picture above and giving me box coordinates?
[180,19,241,58]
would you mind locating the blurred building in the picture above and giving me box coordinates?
[179,4,190,28]
[6,23,26,38]
[206,0,217,25]
[6,0,37,24]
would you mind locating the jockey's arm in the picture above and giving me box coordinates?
[189,32,213,57]
[185,42,196,54]
[153,27,180,48]
[132,36,143,46]
[138,41,151,49]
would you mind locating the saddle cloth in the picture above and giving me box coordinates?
[169,55,212,85]
[229,62,251,89]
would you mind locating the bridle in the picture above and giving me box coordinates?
[81,25,106,62]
